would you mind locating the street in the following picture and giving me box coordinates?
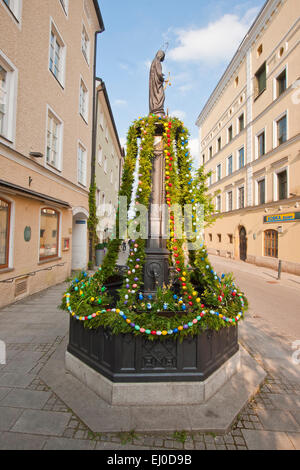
[0,256,299,450]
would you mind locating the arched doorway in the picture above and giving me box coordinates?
[72,208,89,270]
[239,226,247,261]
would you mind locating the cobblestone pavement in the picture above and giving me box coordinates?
[0,282,299,450]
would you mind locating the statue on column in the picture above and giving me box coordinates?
[149,50,165,116]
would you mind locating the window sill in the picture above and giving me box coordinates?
[0,267,14,274]
[0,134,13,145]
[49,69,65,90]
[46,162,62,173]
[80,113,88,125]
[254,88,266,102]
[38,256,62,265]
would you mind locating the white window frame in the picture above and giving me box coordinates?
[226,155,233,176]
[0,193,15,270]
[0,50,17,144]
[81,22,90,65]
[103,155,108,174]
[38,207,61,261]
[226,190,233,212]
[216,163,222,182]
[237,145,245,170]
[49,19,66,88]
[59,0,68,16]
[216,194,221,212]
[273,64,288,101]
[237,185,245,210]
[255,128,266,159]
[105,124,109,142]
[45,105,63,172]
[97,145,103,166]
[273,165,289,202]
[227,124,233,144]
[237,112,245,134]
[79,77,89,122]
[255,176,267,206]
[273,110,288,149]
[1,0,22,23]
[77,142,87,187]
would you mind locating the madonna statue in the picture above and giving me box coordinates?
[149,50,165,116]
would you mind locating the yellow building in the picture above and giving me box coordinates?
[196,0,300,275]
[0,0,104,307]
[94,79,124,243]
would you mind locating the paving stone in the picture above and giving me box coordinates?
[242,429,295,450]
[256,409,300,432]
[0,389,51,409]
[226,444,237,450]
[290,411,300,428]
[0,388,12,401]
[43,437,96,450]
[194,442,206,450]
[0,373,34,388]
[234,436,246,446]
[0,407,23,431]
[0,432,46,450]
[11,409,70,436]
[268,394,300,410]
[286,433,300,450]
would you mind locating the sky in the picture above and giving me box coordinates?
[95,0,266,164]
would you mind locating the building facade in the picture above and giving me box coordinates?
[196,0,300,275]
[0,0,104,308]
[94,79,124,243]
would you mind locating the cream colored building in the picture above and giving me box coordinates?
[94,79,124,243]
[0,0,104,308]
[196,0,300,275]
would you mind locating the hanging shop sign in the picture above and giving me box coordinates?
[263,212,300,223]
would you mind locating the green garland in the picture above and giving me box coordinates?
[61,115,248,340]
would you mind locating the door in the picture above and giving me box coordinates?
[239,226,247,261]
[72,215,87,270]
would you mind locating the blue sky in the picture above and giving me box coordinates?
[96,0,266,161]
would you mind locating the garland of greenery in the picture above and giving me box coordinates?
[61,115,248,341]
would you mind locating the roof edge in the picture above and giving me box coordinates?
[92,0,105,32]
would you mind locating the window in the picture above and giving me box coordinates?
[264,230,278,258]
[46,110,62,170]
[103,155,107,174]
[79,79,88,121]
[209,146,213,159]
[0,55,17,142]
[59,0,68,15]
[209,234,212,242]
[216,195,221,212]
[217,164,221,181]
[0,65,7,136]
[238,147,245,169]
[227,191,233,212]
[202,154,205,166]
[238,187,245,209]
[209,174,213,186]
[255,62,266,97]
[227,155,233,175]
[235,76,239,88]
[277,115,287,146]
[110,170,113,184]
[97,145,103,165]
[238,114,245,133]
[258,179,265,205]
[96,189,101,207]
[276,69,286,97]
[228,125,233,143]
[217,137,221,152]
[39,208,59,260]
[257,44,263,57]
[105,125,109,142]
[81,24,90,64]
[49,23,65,86]
[217,234,221,243]
[257,131,265,157]
[228,234,233,244]
[2,0,21,20]
[0,197,11,268]
[277,170,287,200]
[77,144,87,186]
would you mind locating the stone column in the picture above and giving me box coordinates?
[143,133,169,295]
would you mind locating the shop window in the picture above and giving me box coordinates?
[0,197,11,268]
[264,230,278,258]
[39,208,59,260]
